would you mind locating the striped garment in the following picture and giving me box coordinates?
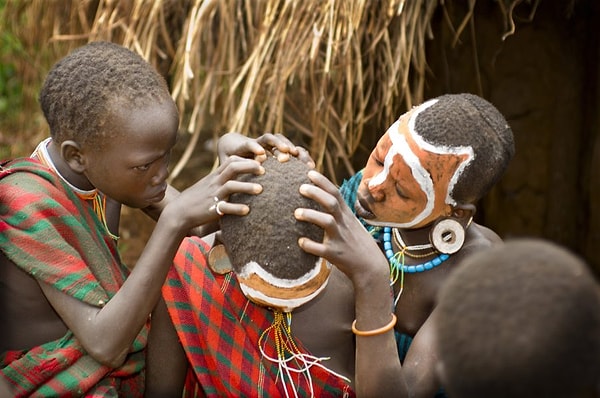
[0,158,147,397]
[164,237,354,397]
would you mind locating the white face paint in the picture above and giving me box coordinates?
[366,98,475,228]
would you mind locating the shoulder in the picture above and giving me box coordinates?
[449,223,503,264]
[0,157,61,187]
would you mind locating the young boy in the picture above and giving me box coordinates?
[434,238,600,398]
[146,155,408,397]
[0,41,266,396]
[339,93,515,396]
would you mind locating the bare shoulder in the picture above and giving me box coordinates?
[0,252,68,353]
[460,223,502,254]
[291,267,356,381]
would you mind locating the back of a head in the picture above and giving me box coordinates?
[39,41,172,146]
[220,156,329,312]
[435,238,600,398]
[414,93,515,204]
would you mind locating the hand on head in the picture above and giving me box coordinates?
[218,132,315,168]
[296,169,390,284]
[166,155,264,232]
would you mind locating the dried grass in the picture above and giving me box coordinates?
[1,0,535,183]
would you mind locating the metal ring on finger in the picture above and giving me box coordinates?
[215,200,226,216]
[209,196,220,214]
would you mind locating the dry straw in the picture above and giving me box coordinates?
[1,0,531,183]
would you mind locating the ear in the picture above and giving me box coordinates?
[61,140,86,173]
[451,203,476,225]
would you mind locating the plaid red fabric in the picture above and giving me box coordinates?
[0,158,147,397]
[163,237,355,397]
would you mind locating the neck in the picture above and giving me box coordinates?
[394,225,432,248]
[43,139,95,192]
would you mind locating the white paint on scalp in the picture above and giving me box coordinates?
[240,278,330,312]
[237,258,330,288]
[407,99,475,207]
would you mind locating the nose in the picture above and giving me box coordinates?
[369,183,385,201]
[151,162,169,186]
[364,177,385,202]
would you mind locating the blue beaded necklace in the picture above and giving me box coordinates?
[383,226,450,275]
[383,226,450,307]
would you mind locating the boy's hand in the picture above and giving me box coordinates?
[217,132,315,168]
[294,170,389,284]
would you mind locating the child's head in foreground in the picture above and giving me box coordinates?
[435,238,600,398]
[39,41,179,208]
[220,156,328,312]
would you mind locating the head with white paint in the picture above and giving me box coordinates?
[357,93,514,229]
[220,156,330,312]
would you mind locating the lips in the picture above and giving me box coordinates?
[355,196,375,220]
[148,187,167,203]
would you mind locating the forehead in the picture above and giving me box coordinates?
[104,100,179,158]
[372,100,474,202]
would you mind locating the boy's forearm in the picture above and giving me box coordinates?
[88,212,188,365]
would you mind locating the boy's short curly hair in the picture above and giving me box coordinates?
[220,156,329,312]
[39,41,173,146]
[435,238,600,398]
[414,93,515,204]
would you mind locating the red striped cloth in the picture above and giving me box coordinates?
[164,237,354,397]
[0,158,146,397]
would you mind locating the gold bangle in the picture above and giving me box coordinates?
[351,314,397,337]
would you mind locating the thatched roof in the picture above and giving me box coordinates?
[1,0,533,183]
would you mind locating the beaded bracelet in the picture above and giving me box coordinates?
[351,314,397,337]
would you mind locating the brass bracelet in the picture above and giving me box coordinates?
[351,314,397,337]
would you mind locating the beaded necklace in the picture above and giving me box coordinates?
[32,138,119,240]
[383,226,449,306]
[217,271,351,396]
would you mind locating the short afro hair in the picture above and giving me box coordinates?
[435,238,600,398]
[39,41,173,146]
[414,93,515,204]
[220,156,329,311]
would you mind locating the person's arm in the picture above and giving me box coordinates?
[401,311,442,398]
[0,377,12,398]
[39,156,264,367]
[295,170,408,397]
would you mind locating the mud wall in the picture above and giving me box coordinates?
[423,0,600,275]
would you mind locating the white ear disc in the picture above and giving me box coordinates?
[430,218,465,254]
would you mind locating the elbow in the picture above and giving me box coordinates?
[86,344,129,368]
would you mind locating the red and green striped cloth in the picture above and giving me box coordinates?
[0,158,147,397]
[164,237,355,397]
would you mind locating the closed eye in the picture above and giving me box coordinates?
[395,184,409,199]
[134,163,151,172]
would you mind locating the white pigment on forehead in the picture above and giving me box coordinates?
[367,98,475,227]
[369,100,437,227]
